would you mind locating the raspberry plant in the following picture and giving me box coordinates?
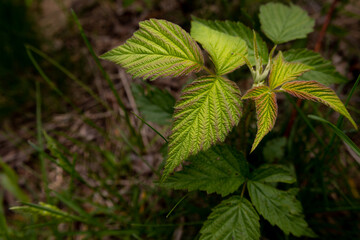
[101,2,357,239]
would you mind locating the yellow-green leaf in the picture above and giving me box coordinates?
[100,19,204,80]
[281,81,357,129]
[242,85,270,100]
[163,76,242,179]
[191,17,268,66]
[251,89,278,152]
[191,21,248,75]
[269,52,312,89]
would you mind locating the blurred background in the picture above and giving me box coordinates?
[0,0,359,239]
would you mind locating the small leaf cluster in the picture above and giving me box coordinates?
[162,146,316,239]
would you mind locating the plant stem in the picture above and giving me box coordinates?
[240,181,247,199]
[202,66,214,75]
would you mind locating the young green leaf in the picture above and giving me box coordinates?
[191,21,247,75]
[250,87,278,152]
[283,48,347,85]
[247,181,316,238]
[250,164,295,184]
[281,81,357,129]
[100,19,204,80]
[269,52,312,89]
[163,76,242,178]
[259,3,315,44]
[162,145,249,197]
[191,17,268,65]
[131,83,175,125]
[200,196,260,240]
[242,85,270,100]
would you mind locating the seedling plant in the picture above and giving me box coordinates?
[101,2,358,239]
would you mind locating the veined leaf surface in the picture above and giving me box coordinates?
[283,48,347,85]
[100,19,204,80]
[250,164,296,184]
[200,196,260,240]
[248,181,316,238]
[191,20,247,75]
[259,3,315,44]
[281,81,357,129]
[242,85,270,100]
[163,76,242,178]
[191,17,268,65]
[162,145,249,196]
[251,87,278,152]
[269,52,312,89]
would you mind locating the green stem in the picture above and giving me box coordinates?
[71,9,142,148]
[240,181,247,199]
[202,66,214,75]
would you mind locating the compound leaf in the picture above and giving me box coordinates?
[100,19,204,80]
[248,181,317,238]
[131,83,175,125]
[250,164,296,184]
[163,76,242,178]
[269,52,312,89]
[162,145,249,197]
[281,81,357,129]
[200,196,260,240]
[283,48,347,85]
[251,88,278,152]
[259,3,315,44]
[191,17,268,65]
[191,20,247,75]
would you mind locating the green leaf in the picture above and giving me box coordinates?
[242,85,270,100]
[283,48,347,85]
[250,164,295,184]
[259,3,315,44]
[131,83,175,125]
[200,196,260,240]
[248,181,316,238]
[281,81,357,129]
[191,17,268,65]
[249,87,278,153]
[263,137,287,162]
[191,20,247,75]
[269,52,312,89]
[100,19,204,80]
[162,145,249,196]
[308,115,360,157]
[163,76,242,178]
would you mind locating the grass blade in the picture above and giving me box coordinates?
[132,112,168,143]
[285,94,325,146]
[26,44,112,112]
[70,9,139,143]
[308,115,360,157]
[35,81,49,201]
[0,192,10,239]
